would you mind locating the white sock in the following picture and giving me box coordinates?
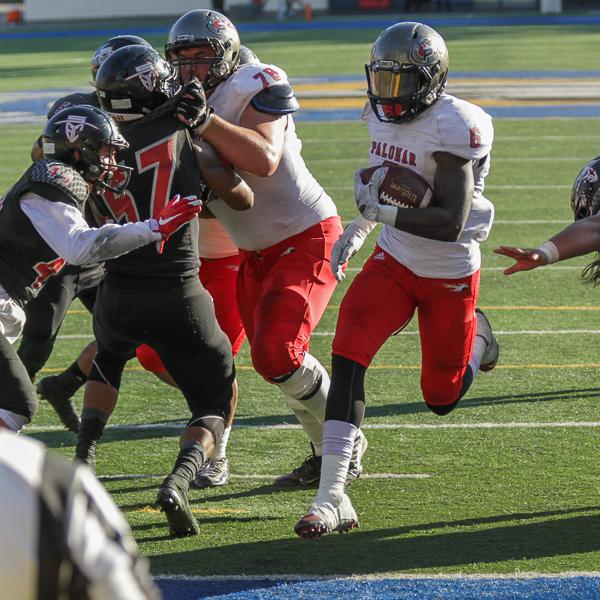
[214,426,231,460]
[281,393,324,455]
[315,420,357,503]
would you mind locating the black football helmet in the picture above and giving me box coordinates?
[165,9,240,90]
[571,156,600,221]
[95,45,177,118]
[90,35,153,80]
[42,105,129,189]
[366,22,449,124]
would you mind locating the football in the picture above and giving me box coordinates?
[360,164,433,209]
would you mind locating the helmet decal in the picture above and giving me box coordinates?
[54,114,99,143]
[207,15,230,35]
[410,40,434,64]
[126,62,157,92]
[582,165,598,184]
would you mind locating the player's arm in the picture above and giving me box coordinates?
[355,152,474,242]
[20,194,198,264]
[199,106,286,177]
[495,213,600,274]
[194,141,254,210]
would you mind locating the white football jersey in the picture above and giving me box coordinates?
[206,62,337,251]
[364,93,494,278]
[197,217,238,259]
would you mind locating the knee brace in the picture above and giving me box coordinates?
[188,411,226,445]
[88,351,127,390]
[272,352,326,401]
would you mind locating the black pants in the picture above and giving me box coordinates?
[92,275,235,417]
[17,264,103,378]
[0,330,38,422]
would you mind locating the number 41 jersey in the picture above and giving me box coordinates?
[97,115,201,280]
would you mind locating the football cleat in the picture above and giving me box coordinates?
[193,456,230,489]
[156,479,199,538]
[274,448,322,488]
[294,493,359,540]
[37,376,81,434]
[475,308,500,372]
[346,429,368,485]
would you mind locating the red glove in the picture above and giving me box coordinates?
[149,194,202,253]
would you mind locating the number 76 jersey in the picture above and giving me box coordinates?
[96,116,201,280]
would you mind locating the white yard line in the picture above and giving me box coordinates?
[99,472,430,482]
[54,329,600,341]
[26,421,600,434]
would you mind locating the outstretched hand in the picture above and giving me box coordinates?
[494,246,547,275]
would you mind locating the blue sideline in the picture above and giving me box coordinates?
[155,575,600,599]
[2,14,600,40]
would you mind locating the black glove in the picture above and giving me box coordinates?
[175,79,212,131]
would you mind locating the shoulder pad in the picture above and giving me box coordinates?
[30,160,88,206]
[47,91,99,120]
[251,84,299,116]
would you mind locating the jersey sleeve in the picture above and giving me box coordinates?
[20,194,160,265]
[435,101,493,161]
[230,63,291,106]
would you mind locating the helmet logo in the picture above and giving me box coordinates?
[93,46,114,65]
[207,16,229,34]
[126,62,156,92]
[55,114,98,143]
[410,40,434,64]
[582,166,598,184]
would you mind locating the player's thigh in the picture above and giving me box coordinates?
[150,279,234,407]
[417,271,480,373]
[252,230,339,348]
[332,256,417,368]
[22,271,78,339]
[200,256,245,355]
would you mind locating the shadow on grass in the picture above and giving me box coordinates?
[366,386,600,418]
[149,505,600,576]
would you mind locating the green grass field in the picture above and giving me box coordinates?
[1,22,600,578]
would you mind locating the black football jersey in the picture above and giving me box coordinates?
[0,161,88,306]
[96,116,201,280]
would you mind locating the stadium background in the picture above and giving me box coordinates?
[1,4,600,599]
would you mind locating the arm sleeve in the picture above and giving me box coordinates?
[65,466,161,600]
[21,194,161,265]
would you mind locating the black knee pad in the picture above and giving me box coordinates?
[188,411,226,445]
[88,351,127,390]
[426,400,459,416]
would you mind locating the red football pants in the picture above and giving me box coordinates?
[332,246,480,408]
[237,216,342,380]
[136,254,245,373]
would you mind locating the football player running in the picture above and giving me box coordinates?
[77,44,253,537]
[25,35,155,435]
[294,22,500,539]
[0,104,200,433]
[165,9,367,488]
[496,156,600,278]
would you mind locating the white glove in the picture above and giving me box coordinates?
[330,215,377,282]
[354,167,387,222]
